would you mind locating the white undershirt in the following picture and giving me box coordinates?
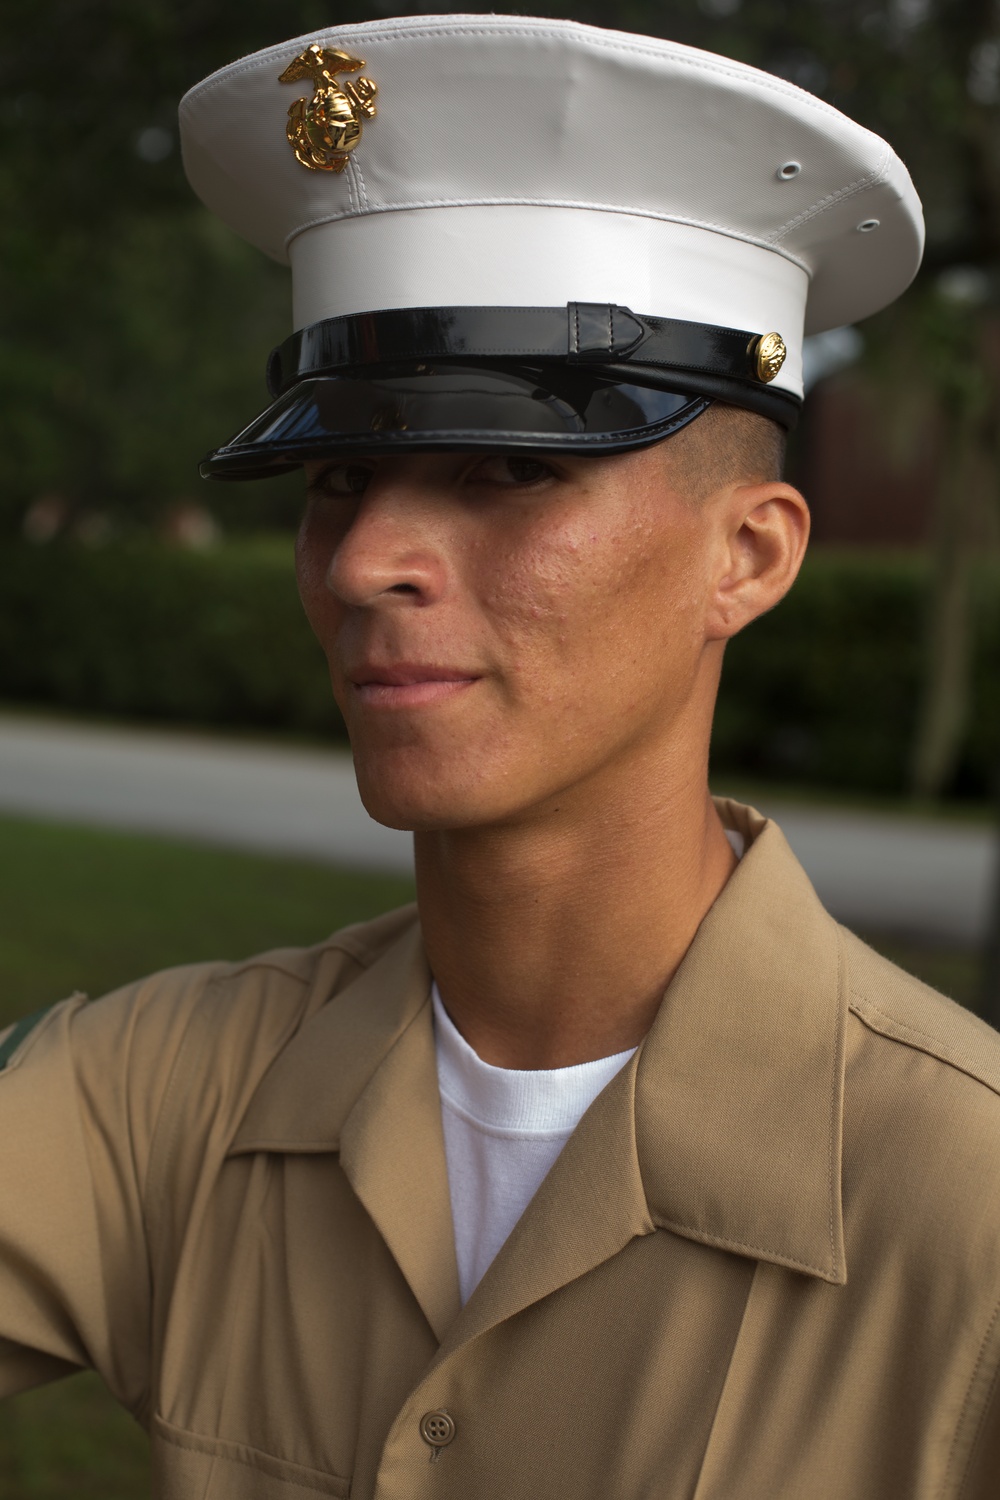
[433,826,746,1304]
[433,985,636,1304]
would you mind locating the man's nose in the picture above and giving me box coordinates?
[325,481,450,608]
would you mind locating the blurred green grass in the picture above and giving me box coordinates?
[0,812,415,1017]
[0,1374,150,1500]
[0,812,981,1493]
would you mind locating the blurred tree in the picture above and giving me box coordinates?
[3,0,998,532]
[2,0,999,808]
[0,0,395,532]
[901,282,1000,799]
[2,0,998,530]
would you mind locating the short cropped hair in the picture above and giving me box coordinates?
[666,402,787,501]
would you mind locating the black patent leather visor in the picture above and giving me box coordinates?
[201,362,711,478]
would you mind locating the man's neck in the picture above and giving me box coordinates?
[414,761,737,1070]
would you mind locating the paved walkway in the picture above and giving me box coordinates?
[0,713,412,872]
[0,713,995,947]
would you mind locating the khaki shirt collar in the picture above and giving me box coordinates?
[231,799,847,1341]
[231,920,462,1338]
[636,798,847,1285]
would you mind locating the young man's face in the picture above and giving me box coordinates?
[296,442,742,833]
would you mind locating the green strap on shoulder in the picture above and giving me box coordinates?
[0,1007,52,1071]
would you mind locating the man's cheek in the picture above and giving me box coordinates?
[294,539,323,620]
[477,546,597,647]
[295,537,342,640]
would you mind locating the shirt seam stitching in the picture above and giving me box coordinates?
[223,934,382,982]
[950,1293,1000,1496]
[153,1412,350,1494]
[827,929,846,1272]
[848,993,1000,1100]
[650,1216,836,1279]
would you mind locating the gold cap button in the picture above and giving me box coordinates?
[419,1409,456,1448]
[751,331,787,383]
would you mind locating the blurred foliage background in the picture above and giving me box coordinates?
[3,4,1000,1492]
[3,0,1000,804]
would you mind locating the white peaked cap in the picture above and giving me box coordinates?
[180,15,924,476]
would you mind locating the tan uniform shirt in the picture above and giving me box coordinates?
[2,799,999,1498]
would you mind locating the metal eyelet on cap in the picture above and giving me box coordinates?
[420,1409,456,1450]
[857,218,880,232]
[777,161,801,180]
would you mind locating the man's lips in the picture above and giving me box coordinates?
[348,664,481,708]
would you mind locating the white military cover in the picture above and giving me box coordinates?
[180,14,925,402]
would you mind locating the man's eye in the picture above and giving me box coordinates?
[474,456,555,487]
[312,463,373,496]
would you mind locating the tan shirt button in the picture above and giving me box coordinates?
[419,1409,456,1448]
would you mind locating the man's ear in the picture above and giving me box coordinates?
[704,483,810,642]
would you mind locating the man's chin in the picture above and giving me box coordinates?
[348,733,562,834]
[355,790,474,834]
[352,760,482,834]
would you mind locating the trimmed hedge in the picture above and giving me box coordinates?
[0,538,344,739]
[1,540,998,797]
[715,554,1000,797]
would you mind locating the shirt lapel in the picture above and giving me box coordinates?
[229,919,461,1341]
[337,997,462,1341]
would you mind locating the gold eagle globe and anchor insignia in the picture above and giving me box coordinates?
[751,331,787,383]
[279,43,378,173]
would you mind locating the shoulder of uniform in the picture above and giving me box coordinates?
[841,925,1000,1101]
[0,1003,63,1070]
[837,927,1000,1340]
[220,899,420,987]
[0,901,421,1079]
[111,900,423,1060]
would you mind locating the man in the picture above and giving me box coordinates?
[2,15,999,1498]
